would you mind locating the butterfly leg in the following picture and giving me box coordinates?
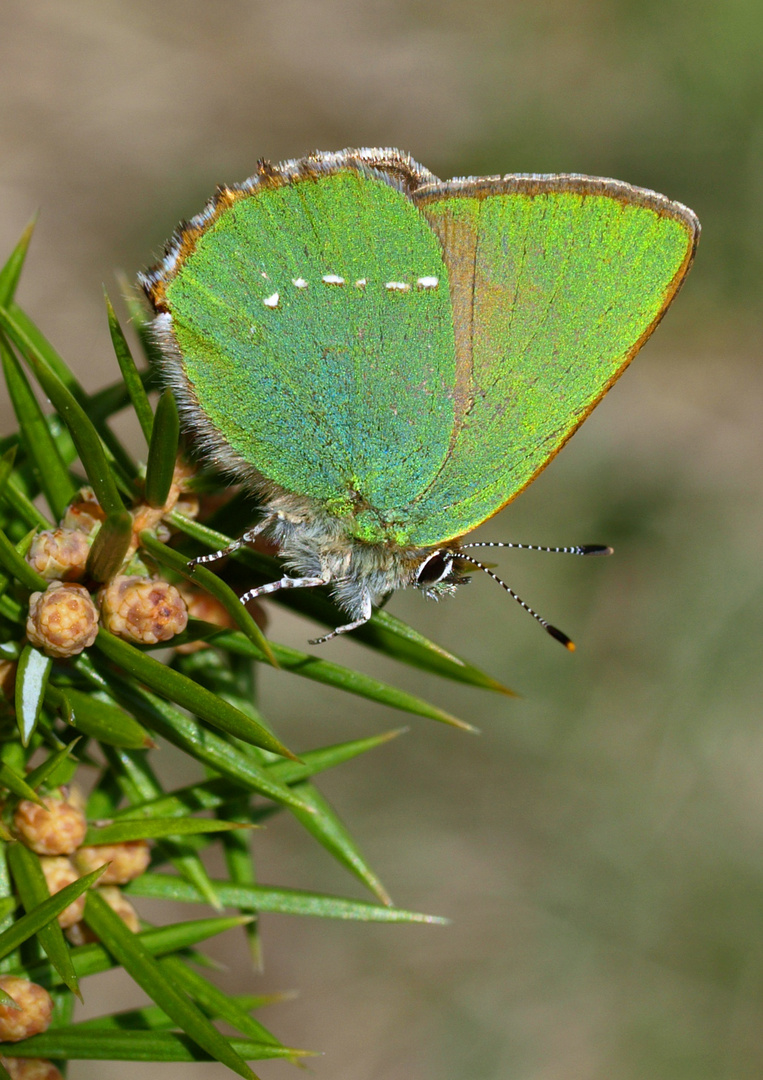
[308,594,373,645]
[189,518,272,569]
[239,572,331,606]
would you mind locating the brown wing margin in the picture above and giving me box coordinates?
[139,147,439,311]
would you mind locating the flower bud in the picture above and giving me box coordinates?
[99,885,141,931]
[0,977,52,1042]
[39,857,86,928]
[26,529,90,582]
[26,582,99,658]
[1,1059,64,1080]
[130,459,197,552]
[99,575,187,645]
[66,885,140,945]
[61,487,105,536]
[14,795,87,856]
[176,585,237,654]
[180,587,237,629]
[74,839,150,884]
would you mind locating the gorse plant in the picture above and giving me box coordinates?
[0,221,507,1077]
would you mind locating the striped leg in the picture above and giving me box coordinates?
[189,519,271,569]
[239,572,331,606]
[308,595,373,645]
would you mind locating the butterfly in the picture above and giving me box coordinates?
[140,147,699,647]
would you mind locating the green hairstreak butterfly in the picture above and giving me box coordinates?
[140,148,699,647]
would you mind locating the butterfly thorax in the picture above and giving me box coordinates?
[263,490,462,620]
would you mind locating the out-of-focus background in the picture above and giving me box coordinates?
[2,2,763,1078]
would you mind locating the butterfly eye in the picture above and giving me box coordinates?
[416,550,454,586]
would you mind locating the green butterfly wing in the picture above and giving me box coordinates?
[145,154,698,553]
[148,157,457,543]
[397,175,699,547]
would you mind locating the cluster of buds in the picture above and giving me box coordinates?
[12,789,146,943]
[1,792,151,1071]
[24,461,205,658]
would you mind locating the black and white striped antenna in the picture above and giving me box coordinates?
[462,541,613,556]
[456,541,613,649]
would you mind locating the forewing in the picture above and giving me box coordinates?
[401,175,699,547]
[144,153,456,543]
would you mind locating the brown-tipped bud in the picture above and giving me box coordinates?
[74,839,150,884]
[26,529,90,582]
[60,487,106,536]
[0,977,53,1042]
[14,795,88,856]
[26,581,99,658]
[176,585,238,654]
[39,856,86,928]
[99,575,187,645]
[130,458,198,553]
[1,1058,64,1080]
[129,504,159,543]
[66,885,140,945]
[180,587,237,629]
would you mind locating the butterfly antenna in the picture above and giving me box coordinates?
[462,541,613,556]
[457,553,576,651]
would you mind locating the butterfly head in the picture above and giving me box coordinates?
[413,548,471,599]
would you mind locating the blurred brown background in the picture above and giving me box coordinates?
[2,2,763,1078]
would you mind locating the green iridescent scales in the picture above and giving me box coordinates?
[154,156,697,552]
[165,172,456,543]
